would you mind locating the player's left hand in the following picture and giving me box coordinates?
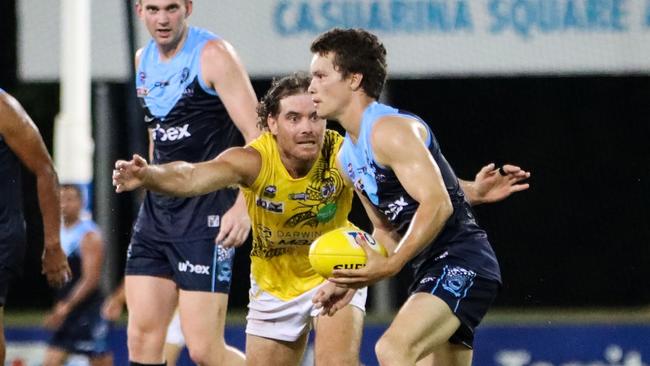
[473,163,530,204]
[112,154,149,193]
[41,246,72,288]
[43,301,71,330]
[101,294,125,321]
[312,281,356,316]
[216,197,251,248]
[329,233,394,289]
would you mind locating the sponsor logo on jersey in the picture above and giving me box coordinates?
[385,196,408,221]
[321,183,335,198]
[263,185,277,198]
[180,67,190,84]
[207,215,220,228]
[178,260,210,275]
[346,163,355,179]
[256,198,284,213]
[289,192,307,200]
[152,123,191,142]
[354,178,364,191]
[137,87,149,97]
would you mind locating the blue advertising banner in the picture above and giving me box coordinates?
[5,323,649,365]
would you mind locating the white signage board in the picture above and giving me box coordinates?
[18,0,650,80]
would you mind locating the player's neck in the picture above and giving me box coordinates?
[338,95,375,143]
[157,25,189,61]
[281,155,315,179]
[63,216,80,228]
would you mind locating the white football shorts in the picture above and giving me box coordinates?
[245,277,367,342]
[165,310,185,346]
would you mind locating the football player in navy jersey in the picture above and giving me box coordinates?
[308,28,529,366]
[43,184,113,366]
[0,90,71,363]
[122,1,259,365]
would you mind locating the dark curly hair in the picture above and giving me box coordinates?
[257,72,312,130]
[310,28,387,100]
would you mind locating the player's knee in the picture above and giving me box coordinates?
[186,341,216,365]
[376,333,415,365]
[127,326,164,355]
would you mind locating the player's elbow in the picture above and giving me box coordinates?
[35,162,59,186]
[435,193,453,222]
[373,219,393,234]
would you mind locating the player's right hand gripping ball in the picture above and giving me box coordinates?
[309,227,387,278]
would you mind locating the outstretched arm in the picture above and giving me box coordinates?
[113,147,261,197]
[0,92,71,288]
[460,163,530,205]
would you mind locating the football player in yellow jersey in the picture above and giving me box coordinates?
[112,73,530,366]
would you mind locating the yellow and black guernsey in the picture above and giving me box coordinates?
[244,130,354,301]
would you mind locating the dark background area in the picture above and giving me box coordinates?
[2,1,649,311]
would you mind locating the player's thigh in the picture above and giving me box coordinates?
[313,304,364,366]
[125,275,178,333]
[381,293,461,359]
[178,290,228,344]
[245,333,308,366]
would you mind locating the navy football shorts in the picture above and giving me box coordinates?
[0,241,26,306]
[410,262,500,349]
[48,299,112,356]
[125,231,234,293]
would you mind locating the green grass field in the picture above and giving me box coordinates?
[6,306,650,327]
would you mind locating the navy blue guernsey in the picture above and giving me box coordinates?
[0,89,26,244]
[338,102,500,282]
[58,220,103,304]
[134,27,243,240]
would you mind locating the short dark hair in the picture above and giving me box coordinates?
[257,72,312,130]
[310,28,387,100]
[137,0,190,6]
[61,184,82,199]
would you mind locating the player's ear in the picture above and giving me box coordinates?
[185,0,193,17]
[135,1,144,18]
[267,114,279,136]
[349,72,363,91]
